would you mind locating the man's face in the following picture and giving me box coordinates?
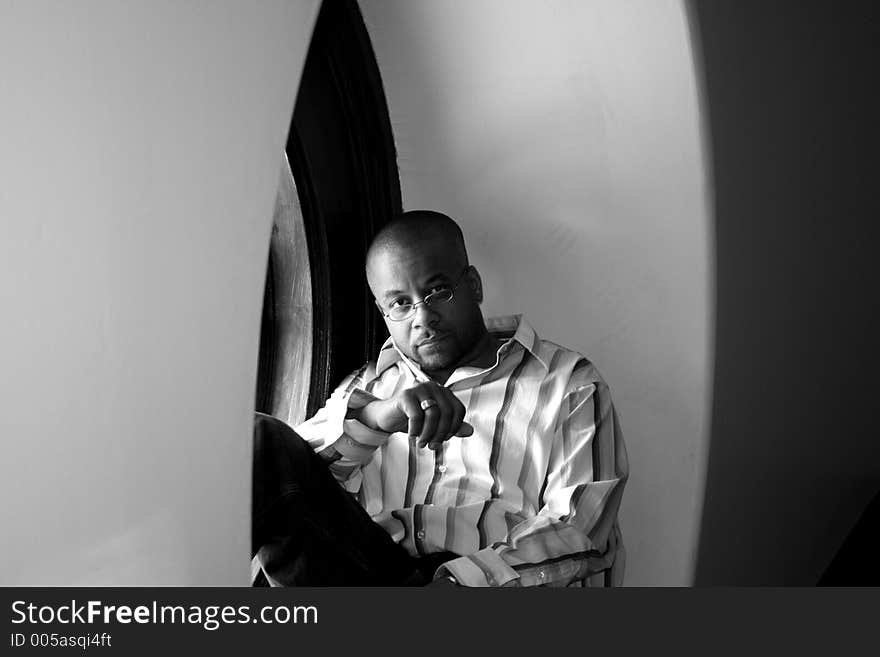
[367,239,486,374]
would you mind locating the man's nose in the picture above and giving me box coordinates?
[411,300,439,329]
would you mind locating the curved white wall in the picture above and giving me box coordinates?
[361,0,712,585]
[0,0,320,585]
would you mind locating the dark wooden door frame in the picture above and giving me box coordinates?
[257,0,401,418]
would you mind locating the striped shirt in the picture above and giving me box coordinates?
[295,315,628,587]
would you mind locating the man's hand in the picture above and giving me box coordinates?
[356,381,474,450]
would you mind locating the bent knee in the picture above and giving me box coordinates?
[253,412,310,455]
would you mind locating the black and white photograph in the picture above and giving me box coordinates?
[1,0,877,617]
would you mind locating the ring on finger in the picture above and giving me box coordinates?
[420,399,439,411]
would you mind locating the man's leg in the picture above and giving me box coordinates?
[252,413,424,586]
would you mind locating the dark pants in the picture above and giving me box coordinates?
[252,413,456,586]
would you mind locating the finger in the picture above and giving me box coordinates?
[430,390,462,449]
[427,393,454,447]
[412,383,443,447]
[455,421,475,437]
[399,391,424,439]
[418,397,441,448]
[432,424,474,450]
[446,392,466,439]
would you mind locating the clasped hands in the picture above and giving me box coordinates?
[354,381,474,450]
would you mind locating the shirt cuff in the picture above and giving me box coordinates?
[436,549,520,587]
[343,418,391,445]
[316,388,382,451]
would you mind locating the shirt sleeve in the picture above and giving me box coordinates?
[293,362,394,493]
[437,366,629,587]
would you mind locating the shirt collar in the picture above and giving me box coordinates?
[375,314,548,376]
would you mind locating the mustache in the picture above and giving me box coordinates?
[414,331,448,347]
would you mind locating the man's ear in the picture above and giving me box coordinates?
[466,266,484,304]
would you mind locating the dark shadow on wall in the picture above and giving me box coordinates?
[690,0,879,585]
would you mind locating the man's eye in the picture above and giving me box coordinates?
[429,286,451,295]
[389,298,410,308]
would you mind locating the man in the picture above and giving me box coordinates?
[252,210,627,587]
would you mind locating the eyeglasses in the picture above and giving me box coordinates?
[380,268,469,322]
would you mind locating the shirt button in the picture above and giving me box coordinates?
[417,530,425,540]
[438,465,447,473]
[538,571,546,580]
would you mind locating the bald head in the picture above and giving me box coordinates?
[365,210,489,379]
[366,210,468,285]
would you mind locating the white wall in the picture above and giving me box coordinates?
[0,0,320,585]
[360,0,712,585]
